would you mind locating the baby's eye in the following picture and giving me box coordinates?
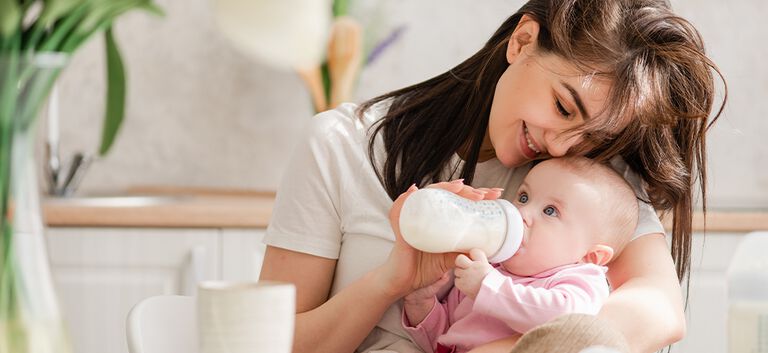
[543,206,559,217]
[518,192,529,204]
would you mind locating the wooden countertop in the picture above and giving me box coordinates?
[43,187,275,228]
[43,186,768,232]
[663,210,768,233]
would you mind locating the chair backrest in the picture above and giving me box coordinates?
[126,295,197,353]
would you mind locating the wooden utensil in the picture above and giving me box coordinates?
[327,16,363,109]
[296,65,327,112]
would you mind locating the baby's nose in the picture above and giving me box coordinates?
[520,208,532,228]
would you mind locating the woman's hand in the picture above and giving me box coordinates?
[376,180,503,298]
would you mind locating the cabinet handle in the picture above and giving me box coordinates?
[184,246,207,296]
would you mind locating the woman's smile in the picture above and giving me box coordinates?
[520,122,542,159]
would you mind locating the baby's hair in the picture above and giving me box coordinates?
[547,157,639,259]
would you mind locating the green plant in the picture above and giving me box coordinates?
[0,0,164,154]
[0,1,165,232]
[0,1,162,351]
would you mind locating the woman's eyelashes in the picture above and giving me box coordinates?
[555,98,572,118]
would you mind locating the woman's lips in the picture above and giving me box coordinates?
[519,122,540,159]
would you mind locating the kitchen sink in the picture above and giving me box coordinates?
[44,195,192,207]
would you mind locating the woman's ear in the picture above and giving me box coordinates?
[581,245,615,266]
[506,14,540,64]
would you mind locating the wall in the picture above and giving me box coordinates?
[51,0,767,210]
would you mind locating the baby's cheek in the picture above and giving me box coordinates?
[500,252,524,268]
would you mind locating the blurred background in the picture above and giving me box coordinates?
[40,1,767,353]
[51,0,766,210]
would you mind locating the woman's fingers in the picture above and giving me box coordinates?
[389,184,421,243]
[425,180,465,194]
[425,180,504,201]
[476,187,504,200]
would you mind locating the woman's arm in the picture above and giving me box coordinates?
[260,246,402,353]
[600,233,686,353]
[259,182,500,353]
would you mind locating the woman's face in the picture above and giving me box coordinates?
[488,23,613,168]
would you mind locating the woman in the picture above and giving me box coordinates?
[260,1,726,352]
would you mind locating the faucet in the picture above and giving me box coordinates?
[44,84,92,197]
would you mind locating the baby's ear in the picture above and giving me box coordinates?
[582,245,614,266]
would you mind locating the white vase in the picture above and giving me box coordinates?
[0,53,72,353]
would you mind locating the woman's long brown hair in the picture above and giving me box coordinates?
[359,0,727,284]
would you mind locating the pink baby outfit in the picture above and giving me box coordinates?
[402,263,609,353]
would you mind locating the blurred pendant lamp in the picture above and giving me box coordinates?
[211,0,332,70]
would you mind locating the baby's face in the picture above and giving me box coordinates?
[500,160,605,276]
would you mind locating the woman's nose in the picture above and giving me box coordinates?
[544,130,582,157]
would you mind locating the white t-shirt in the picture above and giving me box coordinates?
[263,102,665,353]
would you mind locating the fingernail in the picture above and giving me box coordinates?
[492,188,504,192]
[408,184,418,191]
[450,179,465,184]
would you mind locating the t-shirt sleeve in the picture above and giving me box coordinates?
[609,156,665,241]
[262,110,347,259]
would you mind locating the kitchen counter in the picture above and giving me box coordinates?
[43,187,768,231]
[663,210,768,233]
[43,187,275,228]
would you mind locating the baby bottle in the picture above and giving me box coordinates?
[398,188,524,263]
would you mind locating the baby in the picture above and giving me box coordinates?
[402,156,639,353]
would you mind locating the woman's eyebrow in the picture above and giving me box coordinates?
[560,81,591,121]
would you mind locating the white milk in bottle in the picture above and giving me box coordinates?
[398,188,524,263]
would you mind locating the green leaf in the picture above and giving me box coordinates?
[0,0,21,41]
[38,2,89,51]
[138,1,164,16]
[98,27,125,156]
[333,0,351,17]
[61,0,163,53]
[74,0,146,38]
[38,0,84,27]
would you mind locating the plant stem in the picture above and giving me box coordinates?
[0,33,20,232]
[0,31,20,347]
[38,2,89,52]
[16,68,63,131]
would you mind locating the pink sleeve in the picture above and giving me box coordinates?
[472,266,609,333]
[402,287,462,353]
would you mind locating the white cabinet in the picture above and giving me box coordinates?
[674,232,747,353]
[45,227,267,353]
[220,229,267,281]
[46,227,750,353]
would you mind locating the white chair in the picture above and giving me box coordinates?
[126,295,197,353]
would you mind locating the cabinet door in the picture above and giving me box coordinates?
[674,232,746,353]
[220,229,267,281]
[46,227,219,353]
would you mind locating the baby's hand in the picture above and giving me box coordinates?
[403,272,451,326]
[454,249,494,300]
[404,271,451,305]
